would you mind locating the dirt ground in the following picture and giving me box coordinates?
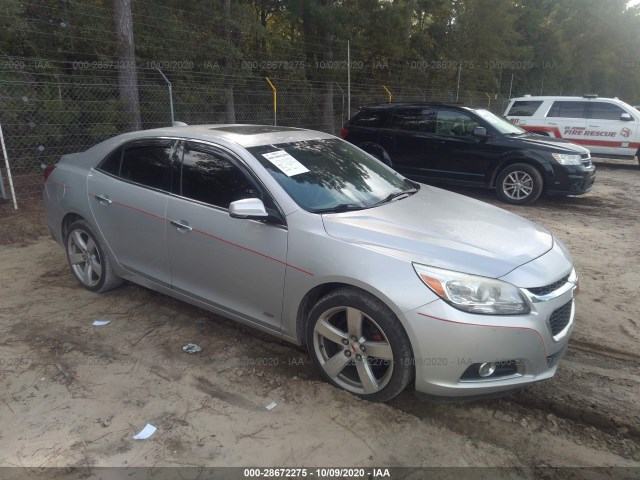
[0,159,639,475]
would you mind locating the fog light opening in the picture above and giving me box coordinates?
[478,362,497,378]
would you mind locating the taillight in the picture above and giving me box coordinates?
[340,127,349,138]
[43,165,56,182]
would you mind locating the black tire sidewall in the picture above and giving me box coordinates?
[496,163,543,205]
[305,288,414,402]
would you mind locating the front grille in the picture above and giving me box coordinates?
[581,153,592,167]
[527,274,570,296]
[548,301,573,336]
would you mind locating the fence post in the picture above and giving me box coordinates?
[383,85,393,103]
[335,82,345,126]
[347,40,351,119]
[157,68,174,125]
[265,77,277,126]
[0,122,18,210]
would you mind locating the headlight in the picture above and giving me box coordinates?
[551,153,582,165]
[413,264,530,315]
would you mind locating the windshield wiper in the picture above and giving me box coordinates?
[374,188,418,206]
[310,203,365,214]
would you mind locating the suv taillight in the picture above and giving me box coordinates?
[43,165,56,182]
[340,127,349,139]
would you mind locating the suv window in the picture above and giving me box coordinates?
[507,101,542,116]
[589,102,626,120]
[120,142,173,190]
[436,109,480,136]
[352,111,386,128]
[388,108,436,133]
[181,143,259,209]
[547,101,588,118]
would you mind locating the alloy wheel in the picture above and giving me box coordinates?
[67,229,102,288]
[313,306,394,395]
[503,171,534,200]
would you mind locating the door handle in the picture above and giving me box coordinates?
[170,219,192,232]
[94,194,112,205]
[547,122,558,126]
[588,124,600,128]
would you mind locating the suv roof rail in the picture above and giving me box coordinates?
[583,94,598,99]
[360,101,464,109]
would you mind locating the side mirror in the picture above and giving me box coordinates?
[620,113,633,122]
[473,126,488,137]
[229,198,268,219]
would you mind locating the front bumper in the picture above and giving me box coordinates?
[546,163,596,196]
[402,267,576,397]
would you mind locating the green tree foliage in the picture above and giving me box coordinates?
[1,0,640,135]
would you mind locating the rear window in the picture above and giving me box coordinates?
[547,101,588,119]
[351,111,386,128]
[98,146,123,176]
[387,108,436,133]
[507,101,542,117]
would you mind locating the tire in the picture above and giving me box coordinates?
[305,287,414,402]
[495,163,544,205]
[65,219,123,293]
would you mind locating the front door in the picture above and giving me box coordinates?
[584,101,640,157]
[426,108,494,184]
[166,141,287,329]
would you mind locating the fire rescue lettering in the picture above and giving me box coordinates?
[564,127,615,137]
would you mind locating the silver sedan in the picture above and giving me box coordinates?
[43,125,577,402]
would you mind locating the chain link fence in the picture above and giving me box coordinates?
[0,66,516,206]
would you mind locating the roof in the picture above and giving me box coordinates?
[77,124,335,162]
[103,124,334,149]
[511,95,621,102]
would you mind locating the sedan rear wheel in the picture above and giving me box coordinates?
[66,219,122,292]
[306,288,413,402]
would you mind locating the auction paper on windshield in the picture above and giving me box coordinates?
[262,150,309,177]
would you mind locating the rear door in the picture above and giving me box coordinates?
[544,101,588,143]
[88,139,174,286]
[382,107,440,177]
[165,141,287,329]
[346,110,387,151]
[585,101,640,157]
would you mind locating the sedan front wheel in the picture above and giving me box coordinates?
[306,288,414,402]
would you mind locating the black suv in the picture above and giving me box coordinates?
[341,102,596,204]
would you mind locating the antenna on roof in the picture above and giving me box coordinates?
[172,121,188,127]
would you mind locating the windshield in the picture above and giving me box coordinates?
[473,109,525,135]
[248,139,416,213]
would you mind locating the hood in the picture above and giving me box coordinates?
[322,186,553,278]
[515,133,590,154]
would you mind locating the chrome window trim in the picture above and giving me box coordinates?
[92,136,288,227]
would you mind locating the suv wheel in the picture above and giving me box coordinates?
[496,163,543,205]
